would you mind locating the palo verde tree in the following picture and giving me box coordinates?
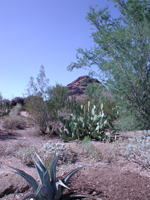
[67,0,150,129]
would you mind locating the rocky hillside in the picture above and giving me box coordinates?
[66,75,101,101]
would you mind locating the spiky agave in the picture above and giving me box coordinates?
[9,152,87,200]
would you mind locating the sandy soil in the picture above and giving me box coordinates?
[0,112,150,200]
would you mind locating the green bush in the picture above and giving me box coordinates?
[25,95,50,134]
[46,83,69,119]
[113,107,142,131]
[57,101,112,142]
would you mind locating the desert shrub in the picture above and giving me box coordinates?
[39,140,69,165]
[123,130,150,169]
[46,83,69,120]
[3,115,26,130]
[39,140,69,156]
[25,67,71,133]
[113,110,142,131]
[16,146,37,166]
[9,103,22,116]
[25,66,51,134]
[25,95,50,134]
[47,83,69,108]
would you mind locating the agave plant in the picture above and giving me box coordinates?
[9,152,87,200]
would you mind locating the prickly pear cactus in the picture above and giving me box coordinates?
[57,101,110,141]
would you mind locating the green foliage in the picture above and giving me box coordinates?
[113,105,142,131]
[64,95,77,112]
[46,84,69,120]
[9,153,87,200]
[67,0,150,130]
[25,95,49,134]
[57,101,111,142]
[79,77,89,86]
[82,135,91,144]
[84,82,103,100]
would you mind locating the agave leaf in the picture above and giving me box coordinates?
[36,184,48,197]
[34,153,54,195]
[8,166,39,192]
[50,152,59,186]
[42,169,55,196]
[34,184,51,200]
[63,167,84,185]
[35,152,47,172]
[54,180,70,200]
[32,156,44,184]
[61,193,88,200]
[61,167,84,195]
[21,193,36,200]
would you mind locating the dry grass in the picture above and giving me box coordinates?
[78,138,123,163]
[94,141,122,163]
[3,115,26,130]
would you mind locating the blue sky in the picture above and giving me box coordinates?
[0,0,119,100]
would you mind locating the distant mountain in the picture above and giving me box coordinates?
[66,75,101,101]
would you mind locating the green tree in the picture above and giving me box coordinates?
[68,0,150,129]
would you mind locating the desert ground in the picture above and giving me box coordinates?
[0,112,150,200]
